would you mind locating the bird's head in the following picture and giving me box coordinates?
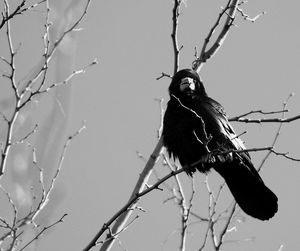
[168,69,207,99]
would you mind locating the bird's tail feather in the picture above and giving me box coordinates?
[214,161,278,221]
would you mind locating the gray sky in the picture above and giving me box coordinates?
[2,0,300,250]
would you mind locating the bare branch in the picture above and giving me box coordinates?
[237,7,265,23]
[84,144,277,250]
[0,185,18,225]
[38,0,51,94]
[229,115,300,123]
[270,149,300,162]
[0,0,94,178]
[228,99,300,124]
[4,0,19,97]
[31,122,86,221]
[215,203,237,249]
[12,124,38,145]
[258,94,292,171]
[86,1,183,250]
[98,215,139,247]
[230,109,289,120]
[0,0,46,30]
[87,138,164,251]
[208,94,298,250]
[0,123,85,246]
[171,0,183,75]
[156,72,172,81]
[193,0,239,72]
[163,153,195,251]
[0,185,18,244]
[20,60,98,109]
[19,0,93,97]
[198,222,211,250]
[83,145,179,251]
[18,214,67,251]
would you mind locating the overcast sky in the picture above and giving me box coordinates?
[1,0,300,250]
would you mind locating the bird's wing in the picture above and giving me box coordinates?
[197,97,267,178]
[200,98,278,220]
[201,97,247,151]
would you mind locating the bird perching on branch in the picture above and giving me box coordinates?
[163,69,278,220]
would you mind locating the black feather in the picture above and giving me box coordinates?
[163,69,278,220]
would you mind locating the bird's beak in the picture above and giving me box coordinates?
[180,77,196,92]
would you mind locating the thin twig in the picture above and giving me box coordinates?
[84,144,275,251]
[18,214,67,251]
[20,60,97,109]
[0,124,85,244]
[156,72,172,81]
[0,0,22,176]
[32,122,86,221]
[19,0,93,97]
[229,109,289,120]
[89,138,163,251]
[210,94,295,249]
[0,0,46,30]
[229,115,300,123]
[0,0,94,178]
[258,94,293,171]
[163,153,192,251]
[237,7,265,23]
[215,203,237,250]
[12,124,38,145]
[270,149,300,162]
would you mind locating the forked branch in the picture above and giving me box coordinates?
[192,0,239,72]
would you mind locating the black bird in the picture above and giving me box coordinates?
[163,69,278,220]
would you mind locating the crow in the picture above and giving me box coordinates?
[162,69,278,220]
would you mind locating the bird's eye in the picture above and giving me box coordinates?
[180,82,189,91]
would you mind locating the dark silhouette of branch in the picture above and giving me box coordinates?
[270,150,300,162]
[230,109,288,119]
[207,94,297,250]
[0,0,46,30]
[227,97,300,124]
[156,72,172,80]
[84,145,279,251]
[18,214,67,251]
[229,115,300,123]
[228,97,300,124]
